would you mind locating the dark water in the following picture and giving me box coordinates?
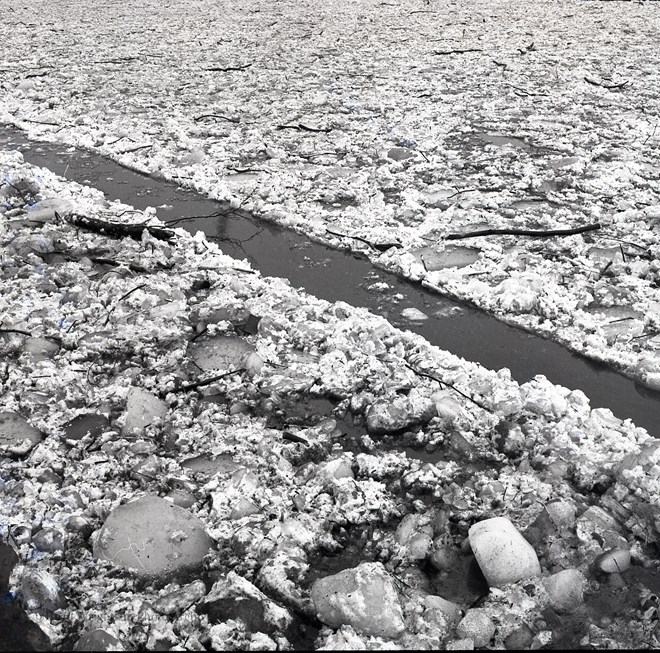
[2,124,660,439]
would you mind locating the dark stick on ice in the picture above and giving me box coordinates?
[61,212,176,243]
[99,283,147,326]
[282,431,310,444]
[193,114,240,123]
[325,228,401,252]
[206,63,252,72]
[404,363,490,411]
[94,57,139,64]
[596,260,613,281]
[277,123,332,133]
[118,144,153,154]
[445,223,601,240]
[172,369,243,393]
[21,118,60,126]
[584,77,630,91]
[433,48,483,56]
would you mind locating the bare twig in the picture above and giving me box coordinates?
[277,123,332,133]
[172,369,243,393]
[21,118,60,126]
[584,77,630,91]
[206,63,252,72]
[506,84,548,97]
[433,48,482,56]
[94,57,139,64]
[405,363,490,411]
[447,188,477,199]
[118,144,152,154]
[446,223,601,240]
[100,283,148,325]
[596,260,613,281]
[193,114,240,124]
[325,228,401,252]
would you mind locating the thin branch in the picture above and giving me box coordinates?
[584,77,630,91]
[94,57,139,64]
[325,228,401,252]
[21,118,60,126]
[193,113,240,124]
[506,83,549,97]
[277,123,332,133]
[447,188,477,199]
[405,363,490,411]
[596,260,613,281]
[206,63,252,72]
[433,48,483,56]
[445,223,601,240]
[117,143,153,154]
[172,369,243,393]
[100,283,148,325]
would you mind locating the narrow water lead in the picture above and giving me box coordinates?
[2,124,660,437]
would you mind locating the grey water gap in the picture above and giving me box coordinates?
[2,124,660,438]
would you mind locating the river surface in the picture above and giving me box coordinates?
[3,124,660,438]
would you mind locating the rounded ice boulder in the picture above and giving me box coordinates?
[93,495,212,577]
[311,562,405,638]
[468,517,541,587]
[543,568,586,613]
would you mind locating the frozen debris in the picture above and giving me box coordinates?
[595,548,632,574]
[456,608,496,648]
[468,517,542,588]
[122,387,168,436]
[394,513,433,561]
[544,500,578,533]
[401,307,428,322]
[365,391,436,434]
[62,412,109,442]
[188,334,255,371]
[412,245,481,271]
[311,562,405,639]
[26,198,73,223]
[181,453,240,480]
[31,527,65,554]
[201,572,292,637]
[503,624,535,649]
[0,411,43,456]
[19,568,67,613]
[575,506,628,555]
[542,569,587,614]
[22,336,60,363]
[73,629,125,652]
[387,147,414,162]
[152,580,207,616]
[93,495,213,577]
[423,594,462,627]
